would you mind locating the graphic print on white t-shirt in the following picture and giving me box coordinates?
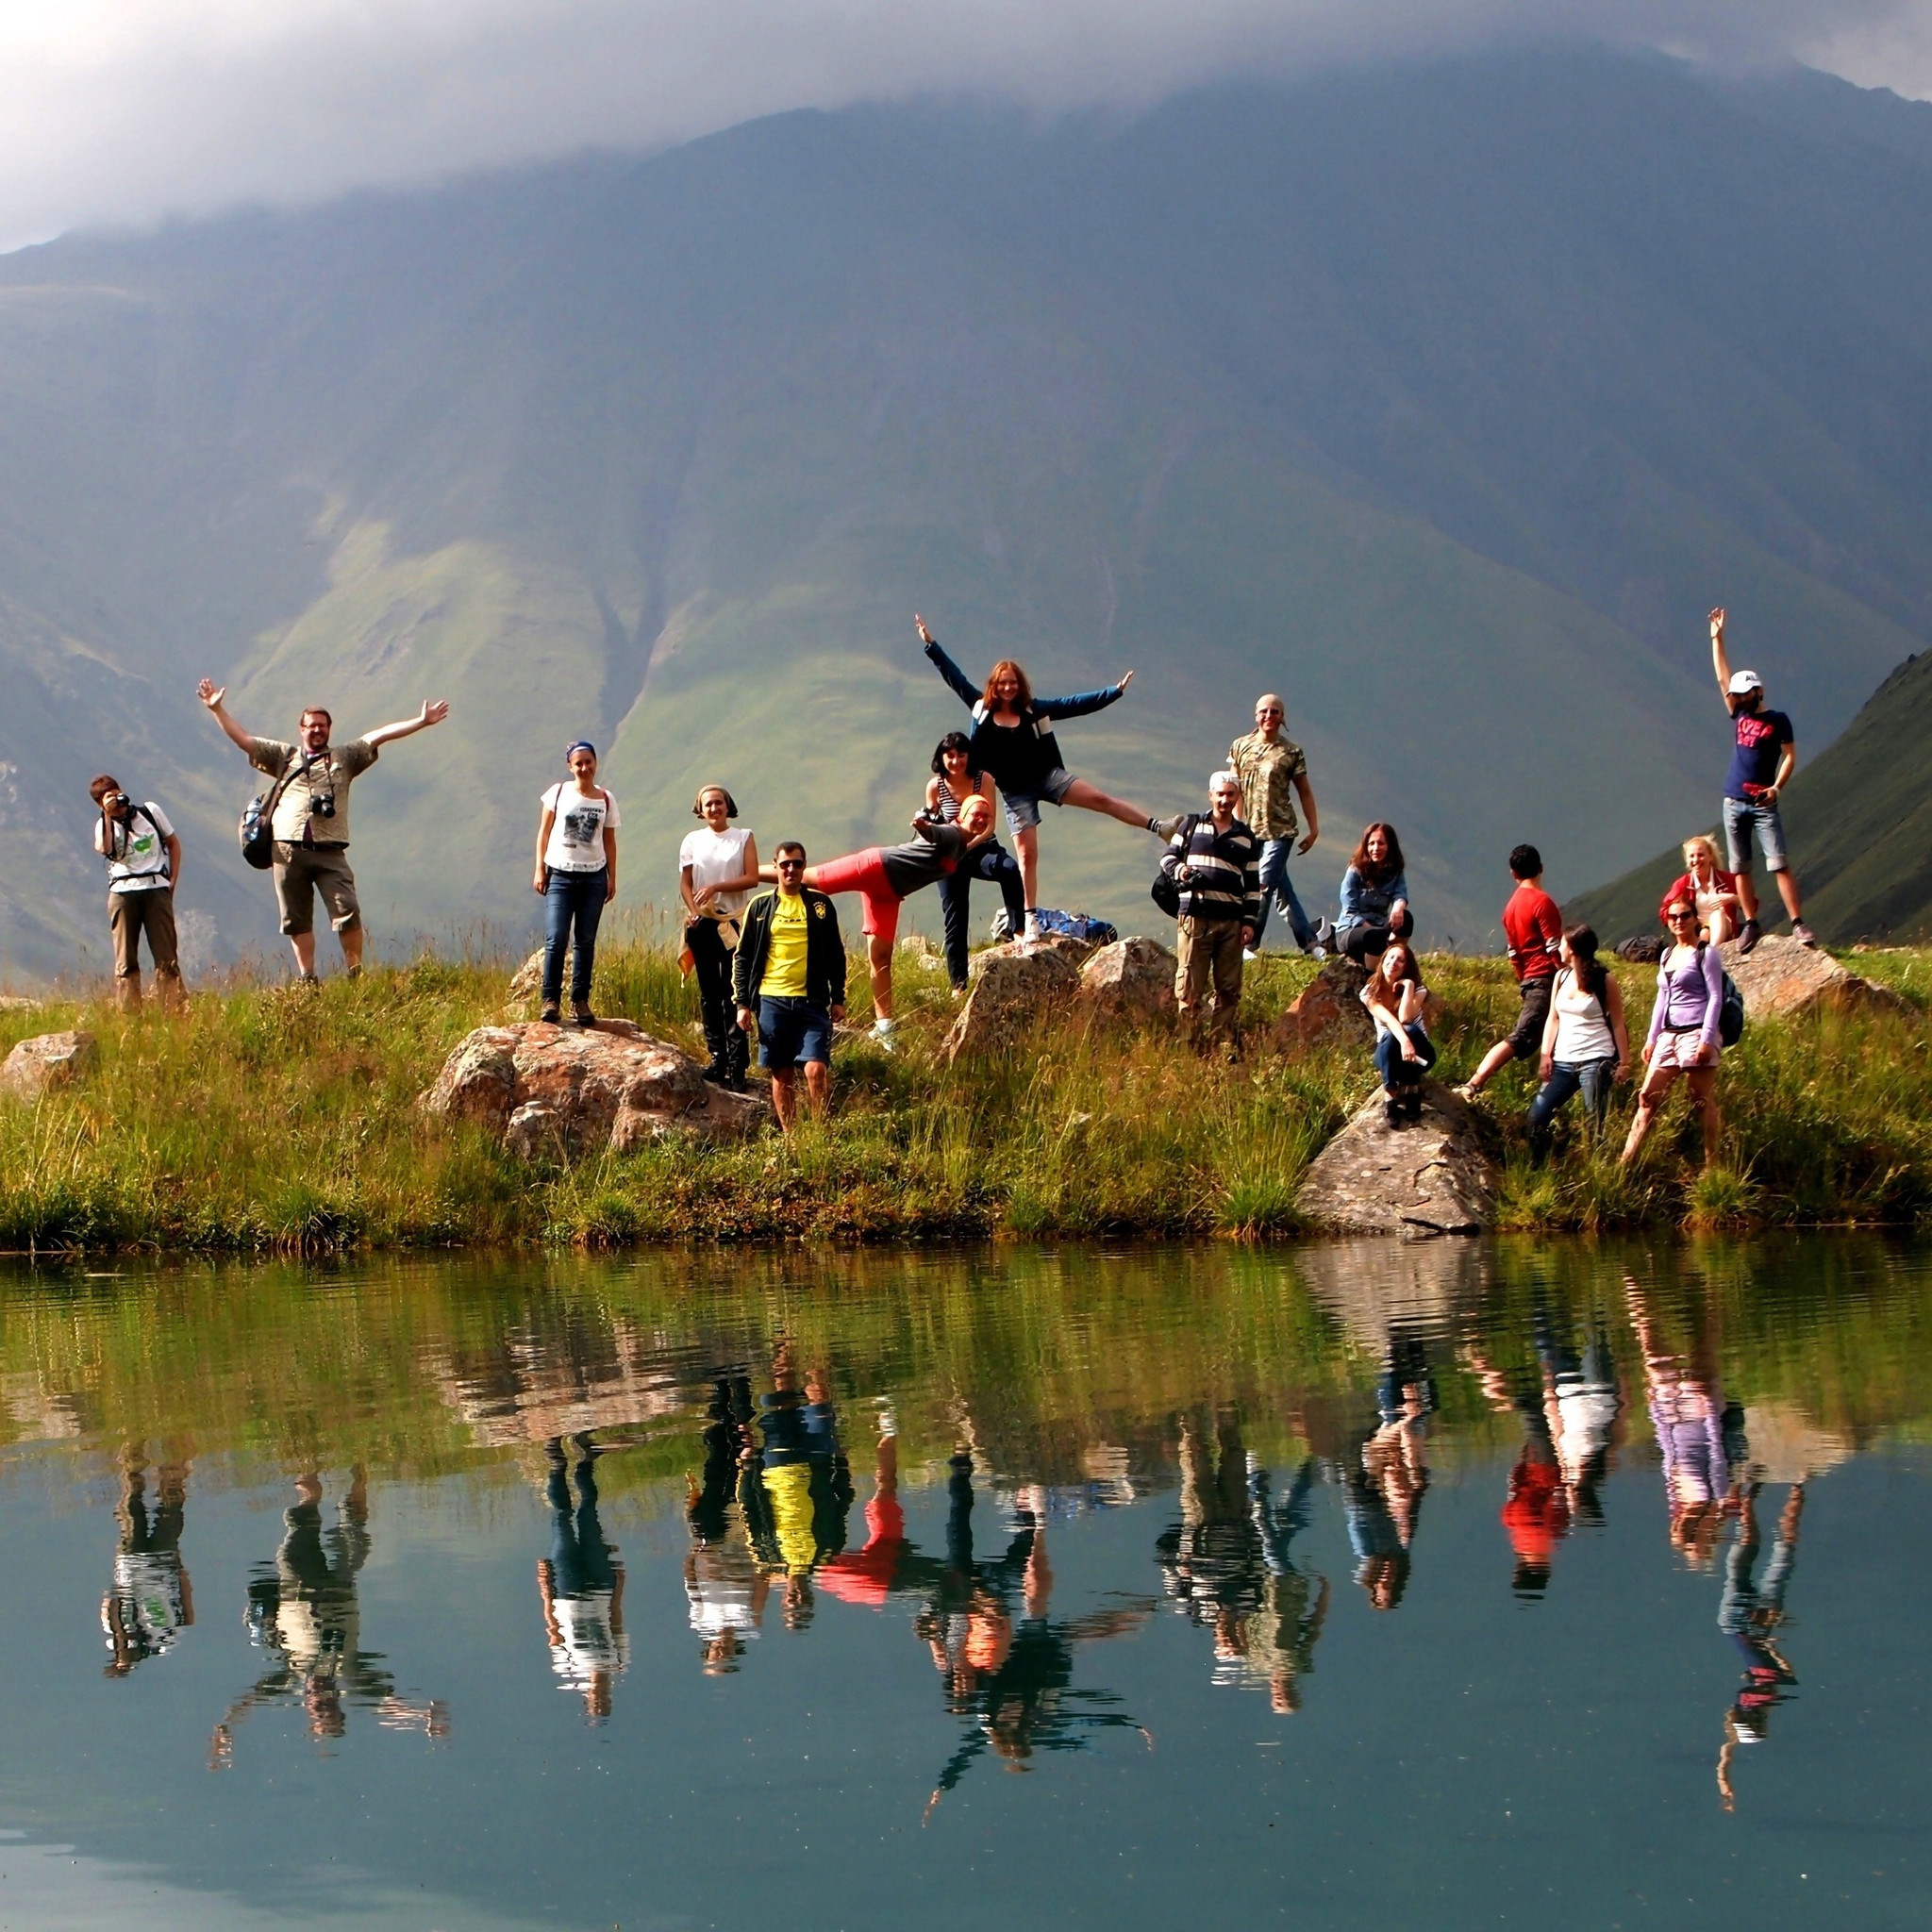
[542,784,620,873]
[99,802,175,892]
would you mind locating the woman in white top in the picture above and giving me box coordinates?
[681,785,759,1091]
[532,741,619,1026]
[1526,923,1627,1157]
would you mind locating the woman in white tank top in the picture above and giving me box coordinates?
[1526,923,1628,1158]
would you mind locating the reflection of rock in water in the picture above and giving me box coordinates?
[1737,1403,1852,1485]
[431,1318,714,1446]
[1295,1239,1483,1359]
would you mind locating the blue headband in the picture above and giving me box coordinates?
[566,741,596,759]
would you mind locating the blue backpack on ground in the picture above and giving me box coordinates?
[991,908,1119,945]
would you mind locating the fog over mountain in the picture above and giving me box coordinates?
[5,47,1932,976]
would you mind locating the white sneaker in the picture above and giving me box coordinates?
[1023,913,1042,943]
[871,1016,897,1041]
[1242,948,1260,962]
[1150,813,1187,841]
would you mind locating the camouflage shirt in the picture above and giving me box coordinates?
[1227,730,1307,841]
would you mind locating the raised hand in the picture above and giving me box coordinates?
[913,613,936,646]
[420,698,450,727]
[1118,669,1136,691]
[1708,607,1726,641]
[196,678,225,709]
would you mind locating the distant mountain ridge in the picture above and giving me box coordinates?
[6,50,1932,977]
[1569,647,1932,945]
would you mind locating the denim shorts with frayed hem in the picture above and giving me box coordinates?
[1723,795,1788,874]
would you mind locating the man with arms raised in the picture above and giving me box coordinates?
[1708,608,1815,952]
[1228,692,1319,958]
[197,679,449,982]
[732,842,847,1135]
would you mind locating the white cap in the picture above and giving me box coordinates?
[1727,669,1764,696]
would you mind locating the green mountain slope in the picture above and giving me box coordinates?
[6,51,1932,978]
[1569,649,1932,944]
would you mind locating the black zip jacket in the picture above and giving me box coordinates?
[731,887,848,1013]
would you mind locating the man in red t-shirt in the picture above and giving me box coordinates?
[1457,843,1564,1098]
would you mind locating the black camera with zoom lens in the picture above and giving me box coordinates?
[312,793,336,819]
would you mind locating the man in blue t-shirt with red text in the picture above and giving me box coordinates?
[1709,608,1815,953]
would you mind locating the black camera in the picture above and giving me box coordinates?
[312,794,336,820]
[104,791,128,811]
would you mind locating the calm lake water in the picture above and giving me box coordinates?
[0,1240,1925,1931]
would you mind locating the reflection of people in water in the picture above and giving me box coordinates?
[1342,1332,1434,1610]
[1538,1307,1623,1523]
[686,1374,768,1674]
[1625,1278,1732,1567]
[1156,1411,1326,1707]
[102,1447,195,1675]
[1465,1322,1575,1599]
[1716,1482,1805,1811]
[539,1435,628,1721]
[746,1349,854,1629]
[210,1469,445,1765]
[923,1451,1152,1817]
[1241,1458,1328,1711]
[819,1400,914,1611]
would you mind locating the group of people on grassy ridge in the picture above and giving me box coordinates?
[79,608,1811,1158]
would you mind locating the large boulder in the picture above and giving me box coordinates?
[1274,958,1374,1052]
[942,942,1083,1062]
[1718,933,1907,1022]
[1077,936,1177,1022]
[1295,1081,1496,1238]
[422,1020,766,1158]
[0,1030,96,1103]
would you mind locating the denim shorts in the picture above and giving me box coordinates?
[1723,795,1787,874]
[758,996,832,1070]
[1000,767,1076,835]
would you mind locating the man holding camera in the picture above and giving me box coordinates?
[90,775,185,1010]
[197,679,449,982]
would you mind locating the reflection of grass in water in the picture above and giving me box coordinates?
[0,933,1927,1253]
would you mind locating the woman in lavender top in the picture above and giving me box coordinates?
[1621,890,1724,1168]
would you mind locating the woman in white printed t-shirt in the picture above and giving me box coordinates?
[680,785,758,1092]
[533,741,619,1027]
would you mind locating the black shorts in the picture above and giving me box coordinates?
[1508,975,1555,1058]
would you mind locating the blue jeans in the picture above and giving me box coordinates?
[1723,795,1788,874]
[542,867,608,1007]
[1527,1058,1617,1154]
[1253,838,1315,950]
[1374,1023,1436,1091]
[937,842,1027,988]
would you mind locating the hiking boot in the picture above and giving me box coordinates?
[1384,1099,1406,1130]
[1404,1090,1424,1122]
[701,1058,727,1085]
[1790,920,1818,948]
[726,1074,751,1095]
[571,1005,596,1028]
[540,1003,561,1026]
[1149,813,1187,841]
[1738,918,1763,955]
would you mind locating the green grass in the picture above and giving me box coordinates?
[1,935,1926,1255]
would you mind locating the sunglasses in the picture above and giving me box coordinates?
[776,858,806,871]
[1667,908,1698,922]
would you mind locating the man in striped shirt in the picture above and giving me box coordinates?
[1161,772,1263,1053]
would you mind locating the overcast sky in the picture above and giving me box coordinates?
[4,0,1931,247]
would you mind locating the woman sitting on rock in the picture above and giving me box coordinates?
[1323,824,1413,964]
[1361,939,1435,1127]
[1621,890,1724,1170]
[1663,836,1742,944]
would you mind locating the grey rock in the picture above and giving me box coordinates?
[1295,1081,1496,1238]
[1077,935,1177,1022]
[0,1030,97,1103]
[422,1018,767,1158]
[1716,932,1907,1022]
[942,942,1082,1062]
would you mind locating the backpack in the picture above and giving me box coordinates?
[239,755,301,870]
[1035,908,1118,945]
[1675,941,1746,1048]
[1149,815,1202,919]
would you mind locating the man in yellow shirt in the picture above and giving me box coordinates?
[1228,693,1321,958]
[731,842,848,1133]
